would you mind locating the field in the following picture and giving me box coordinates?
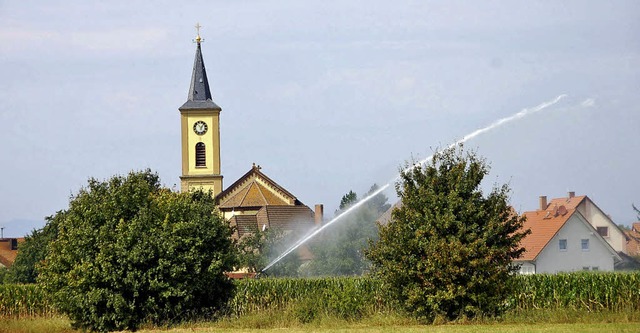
[1,273,639,332]
[1,317,640,333]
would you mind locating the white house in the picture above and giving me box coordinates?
[515,194,622,274]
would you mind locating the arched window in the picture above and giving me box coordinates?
[195,142,206,167]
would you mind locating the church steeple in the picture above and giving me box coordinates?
[181,23,220,110]
[179,23,223,196]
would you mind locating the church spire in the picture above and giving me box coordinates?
[181,23,220,110]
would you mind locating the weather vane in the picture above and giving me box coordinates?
[194,22,203,43]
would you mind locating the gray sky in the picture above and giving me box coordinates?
[1,1,639,237]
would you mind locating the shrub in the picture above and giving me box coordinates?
[37,170,237,332]
[366,145,529,322]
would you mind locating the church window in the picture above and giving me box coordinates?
[195,142,206,167]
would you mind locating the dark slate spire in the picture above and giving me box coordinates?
[180,25,221,111]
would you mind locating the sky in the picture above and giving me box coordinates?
[1,1,639,238]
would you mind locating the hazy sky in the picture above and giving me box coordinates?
[1,1,639,237]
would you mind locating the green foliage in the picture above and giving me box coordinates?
[37,170,237,332]
[512,272,640,312]
[0,284,55,318]
[0,267,8,284]
[366,145,530,322]
[237,228,301,277]
[303,185,390,276]
[229,277,392,322]
[338,191,358,211]
[6,215,62,284]
[4,273,640,322]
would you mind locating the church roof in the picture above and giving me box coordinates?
[256,205,315,232]
[179,39,221,111]
[216,165,302,209]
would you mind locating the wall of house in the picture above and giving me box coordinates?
[577,199,627,254]
[535,215,615,273]
[516,261,536,274]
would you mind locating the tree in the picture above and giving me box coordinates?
[38,170,237,332]
[237,227,301,277]
[6,213,62,283]
[303,185,390,276]
[365,145,529,322]
[339,190,358,211]
[634,204,640,220]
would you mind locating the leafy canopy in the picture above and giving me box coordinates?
[38,170,237,332]
[237,227,301,277]
[365,145,529,321]
[303,184,390,276]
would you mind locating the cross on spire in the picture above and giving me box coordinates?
[194,22,203,44]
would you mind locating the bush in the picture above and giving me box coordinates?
[366,145,529,322]
[37,170,237,332]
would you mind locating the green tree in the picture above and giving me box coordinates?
[237,227,301,277]
[6,213,62,283]
[365,145,529,322]
[339,190,358,211]
[38,170,237,332]
[303,185,390,276]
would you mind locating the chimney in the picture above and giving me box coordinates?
[539,196,548,210]
[314,204,324,226]
[568,191,575,198]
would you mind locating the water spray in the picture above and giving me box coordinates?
[261,94,568,273]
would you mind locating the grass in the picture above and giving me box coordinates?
[3,310,639,333]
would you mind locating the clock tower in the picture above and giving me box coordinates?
[179,26,223,195]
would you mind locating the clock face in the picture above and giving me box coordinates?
[193,121,208,135]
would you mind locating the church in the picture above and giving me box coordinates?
[177,29,322,240]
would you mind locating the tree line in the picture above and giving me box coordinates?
[1,145,534,331]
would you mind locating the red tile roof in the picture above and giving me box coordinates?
[519,204,575,261]
[0,238,24,268]
[626,222,640,256]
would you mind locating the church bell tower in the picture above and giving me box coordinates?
[179,24,223,195]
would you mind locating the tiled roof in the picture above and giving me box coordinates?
[0,238,24,268]
[518,205,574,261]
[376,201,401,225]
[626,222,640,256]
[217,165,300,209]
[544,195,586,211]
[256,205,315,233]
[230,215,259,238]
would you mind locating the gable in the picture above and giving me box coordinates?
[519,205,574,261]
[533,213,621,272]
[216,165,301,210]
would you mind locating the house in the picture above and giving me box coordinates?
[515,194,622,274]
[215,164,321,241]
[625,222,640,257]
[0,237,23,268]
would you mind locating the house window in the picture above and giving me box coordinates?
[10,239,18,250]
[581,239,589,251]
[195,143,206,167]
[592,266,599,271]
[559,239,567,251]
[582,266,590,271]
[596,226,609,237]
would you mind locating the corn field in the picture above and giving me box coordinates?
[512,273,640,312]
[0,284,56,318]
[2,272,639,319]
[229,276,393,320]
